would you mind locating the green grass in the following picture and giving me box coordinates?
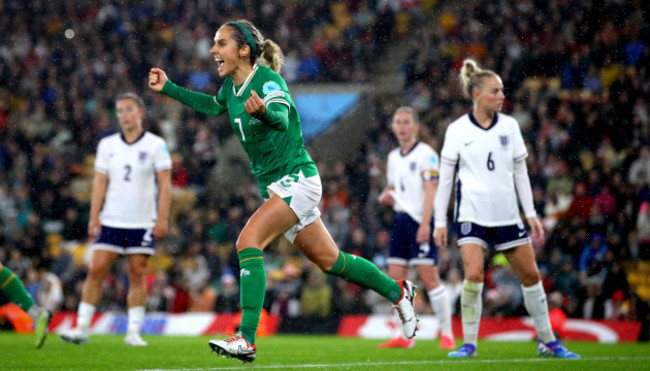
[2,332,649,370]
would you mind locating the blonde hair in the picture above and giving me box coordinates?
[115,92,145,110]
[223,19,285,73]
[393,106,419,123]
[459,59,498,100]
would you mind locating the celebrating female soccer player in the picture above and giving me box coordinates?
[149,19,418,364]
[60,93,172,346]
[433,59,579,359]
[377,106,455,350]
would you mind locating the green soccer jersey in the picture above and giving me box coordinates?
[162,64,318,198]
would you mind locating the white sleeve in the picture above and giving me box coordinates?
[440,126,460,164]
[434,159,456,227]
[94,139,109,174]
[419,147,439,180]
[512,120,528,162]
[386,152,395,188]
[386,153,395,188]
[514,158,537,218]
[154,139,173,172]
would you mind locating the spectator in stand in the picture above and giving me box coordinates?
[214,273,240,314]
[299,269,332,317]
[628,146,650,186]
[637,201,650,260]
[565,183,594,224]
[551,258,581,298]
[594,184,617,218]
[578,233,608,280]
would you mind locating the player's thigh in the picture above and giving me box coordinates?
[459,243,486,282]
[293,218,339,271]
[502,243,540,286]
[237,194,299,251]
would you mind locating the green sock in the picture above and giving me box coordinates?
[0,266,35,311]
[238,248,266,345]
[327,252,403,303]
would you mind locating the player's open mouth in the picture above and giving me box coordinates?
[215,58,224,71]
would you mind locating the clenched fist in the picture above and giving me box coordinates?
[148,68,169,92]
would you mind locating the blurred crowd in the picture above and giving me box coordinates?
[1,0,649,336]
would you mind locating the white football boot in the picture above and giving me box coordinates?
[392,280,419,339]
[209,333,257,364]
[59,327,89,345]
[124,332,148,346]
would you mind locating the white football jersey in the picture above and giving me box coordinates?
[440,112,527,226]
[95,132,172,228]
[386,141,439,222]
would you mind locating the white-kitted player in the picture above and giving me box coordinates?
[433,59,579,359]
[378,106,455,350]
[60,92,172,346]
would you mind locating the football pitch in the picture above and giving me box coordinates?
[2,332,650,370]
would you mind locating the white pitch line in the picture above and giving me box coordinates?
[139,356,650,371]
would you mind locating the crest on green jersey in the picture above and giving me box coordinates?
[262,81,281,95]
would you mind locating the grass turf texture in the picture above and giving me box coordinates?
[2,332,649,370]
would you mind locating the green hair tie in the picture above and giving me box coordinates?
[232,22,258,56]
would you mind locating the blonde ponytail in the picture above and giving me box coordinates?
[259,39,285,73]
[459,58,498,100]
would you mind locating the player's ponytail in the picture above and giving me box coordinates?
[459,58,498,100]
[225,20,285,73]
[260,39,285,73]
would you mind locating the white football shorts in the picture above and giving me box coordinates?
[267,170,322,243]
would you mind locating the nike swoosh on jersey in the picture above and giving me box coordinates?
[464,141,473,146]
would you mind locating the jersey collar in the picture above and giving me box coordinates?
[400,141,419,157]
[121,131,146,145]
[468,110,499,131]
[233,64,258,97]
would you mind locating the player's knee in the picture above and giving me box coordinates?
[520,269,541,286]
[312,252,337,272]
[128,263,147,278]
[87,265,108,282]
[317,259,335,272]
[464,270,484,283]
[235,233,261,252]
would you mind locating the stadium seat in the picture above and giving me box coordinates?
[627,272,643,286]
[638,261,650,273]
[637,285,650,301]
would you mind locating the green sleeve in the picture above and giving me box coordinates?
[261,102,289,131]
[161,81,226,116]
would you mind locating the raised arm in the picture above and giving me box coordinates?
[149,68,227,117]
